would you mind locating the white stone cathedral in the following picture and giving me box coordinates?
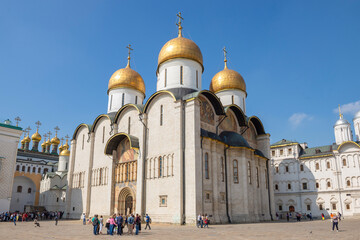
[271,108,360,218]
[65,15,275,224]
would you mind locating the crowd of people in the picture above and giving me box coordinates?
[0,211,63,226]
[196,214,210,228]
[85,213,152,236]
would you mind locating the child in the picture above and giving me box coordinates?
[34,217,40,227]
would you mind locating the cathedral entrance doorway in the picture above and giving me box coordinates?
[289,206,295,212]
[118,187,135,215]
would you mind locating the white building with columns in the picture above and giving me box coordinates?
[65,16,275,224]
[271,109,360,218]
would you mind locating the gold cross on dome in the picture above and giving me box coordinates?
[47,131,52,139]
[15,116,21,127]
[126,44,133,67]
[35,121,41,130]
[54,126,60,135]
[223,46,228,68]
[176,12,184,37]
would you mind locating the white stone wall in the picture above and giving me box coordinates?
[215,89,247,114]
[157,59,202,91]
[39,175,66,212]
[108,88,144,114]
[334,123,352,145]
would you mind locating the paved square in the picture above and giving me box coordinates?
[1,218,360,239]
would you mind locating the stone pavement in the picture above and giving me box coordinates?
[1,218,360,239]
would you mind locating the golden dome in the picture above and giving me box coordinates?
[158,35,203,70]
[108,58,145,95]
[210,54,246,93]
[31,130,42,142]
[51,135,60,145]
[46,139,51,146]
[21,138,25,144]
[59,144,64,153]
[24,135,31,143]
[41,141,46,148]
[60,140,70,156]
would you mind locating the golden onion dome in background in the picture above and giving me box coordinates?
[51,135,60,145]
[210,50,246,94]
[60,140,70,156]
[59,144,64,153]
[24,135,31,143]
[31,130,42,142]
[46,138,51,146]
[108,51,145,95]
[41,141,46,148]
[21,138,25,144]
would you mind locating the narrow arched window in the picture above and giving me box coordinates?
[247,162,251,184]
[99,168,103,185]
[288,183,291,189]
[347,180,351,187]
[275,184,278,190]
[38,168,41,173]
[159,157,163,177]
[102,126,105,144]
[327,162,330,169]
[22,166,25,172]
[327,181,331,188]
[17,186,22,193]
[342,159,347,166]
[300,164,304,171]
[221,157,224,182]
[28,188,31,193]
[196,70,198,88]
[205,153,209,179]
[256,167,259,188]
[135,96,138,104]
[16,165,20,171]
[233,160,238,183]
[165,69,167,87]
[128,117,131,134]
[180,66,183,85]
[110,95,113,110]
[316,182,319,189]
[122,93,125,106]
[27,166,30,172]
[160,105,163,126]
[315,163,320,170]
[33,167,36,173]
[232,95,234,104]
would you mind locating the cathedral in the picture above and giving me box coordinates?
[65,15,275,224]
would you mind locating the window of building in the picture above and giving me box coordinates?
[128,117,131,134]
[135,96,138,104]
[17,186,22,193]
[110,95,113,110]
[303,182,308,190]
[347,180,351,187]
[280,149,283,155]
[221,157,224,182]
[275,167,279,173]
[82,134,85,150]
[256,167,259,188]
[279,205,283,211]
[315,163,319,170]
[165,69,167,87]
[206,192,210,200]
[342,159,347,166]
[122,93,125,106]
[247,162,251,184]
[16,165,19,171]
[196,70,198,88]
[99,168,103,185]
[288,183,291,190]
[346,204,350,210]
[272,151,275,157]
[56,197,59,202]
[159,157,163,177]
[22,166,25,171]
[288,148,292,155]
[27,188,31,193]
[233,160,239,183]
[285,166,289,172]
[102,126,105,144]
[327,161,330,169]
[180,66,183,85]
[38,168,41,174]
[327,181,331,188]
[27,166,30,172]
[300,164,304,171]
[316,182,319,189]
[275,184,279,190]
[307,204,311,211]
[159,195,167,207]
[332,203,337,210]
[231,95,234,104]
[319,204,323,210]
[205,153,209,179]
[160,105,163,126]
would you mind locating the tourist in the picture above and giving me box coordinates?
[135,214,141,235]
[127,214,134,235]
[321,213,325,221]
[332,214,339,232]
[116,213,123,235]
[204,216,209,228]
[145,214,151,230]
[109,215,117,236]
[34,216,40,227]
[92,214,99,235]
[197,214,201,228]
[338,212,342,221]
[286,212,289,222]
[12,213,16,226]
[99,215,104,234]
[105,217,110,234]
[276,212,279,220]
[81,213,86,225]
[330,213,334,219]
[55,214,58,225]
[201,214,205,228]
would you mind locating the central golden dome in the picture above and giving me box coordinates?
[108,59,145,95]
[31,130,42,142]
[158,23,203,71]
[210,59,246,94]
[51,135,60,145]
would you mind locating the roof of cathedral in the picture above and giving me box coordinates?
[299,144,336,159]
[0,121,22,131]
[271,139,299,147]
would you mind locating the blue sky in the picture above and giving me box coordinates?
[1,0,360,147]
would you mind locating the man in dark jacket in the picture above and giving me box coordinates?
[116,213,123,235]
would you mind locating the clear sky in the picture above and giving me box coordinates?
[1,0,360,147]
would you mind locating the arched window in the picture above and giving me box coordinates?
[300,164,304,171]
[204,153,209,179]
[109,95,113,110]
[125,164,129,181]
[275,167,279,173]
[285,166,289,172]
[346,204,350,210]
[22,166,25,172]
[32,167,36,173]
[247,162,251,184]
[27,188,31,193]
[233,160,238,183]
[38,168,41,173]
[256,167,259,188]
[99,168,103,185]
[316,182,319,189]
[326,161,330,169]
[122,93,125,106]
[27,166,30,172]
[160,105,163,126]
[128,117,131,134]
[17,186,22,193]
[159,157,163,177]
[231,95,234,104]
[221,157,224,182]
[135,96,138,104]
[347,180,351,187]
[342,159,347,166]
[180,66,183,85]
[327,181,331,188]
[164,69,167,87]
[288,183,292,189]
[196,70,198,88]
[315,163,320,170]
[16,165,20,171]
[275,184,279,190]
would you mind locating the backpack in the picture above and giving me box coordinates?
[128,217,134,224]
[92,218,98,226]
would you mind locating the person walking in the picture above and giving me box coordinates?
[92,215,99,235]
[286,212,289,222]
[197,214,201,228]
[145,214,151,230]
[332,214,339,232]
[337,212,342,221]
[204,216,209,228]
[109,215,117,236]
[135,214,140,235]
[321,213,325,221]
[13,214,16,226]
[99,215,104,235]
[116,213,123,235]
[127,214,134,235]
[81,213,86,225]
[55,215,58,225]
